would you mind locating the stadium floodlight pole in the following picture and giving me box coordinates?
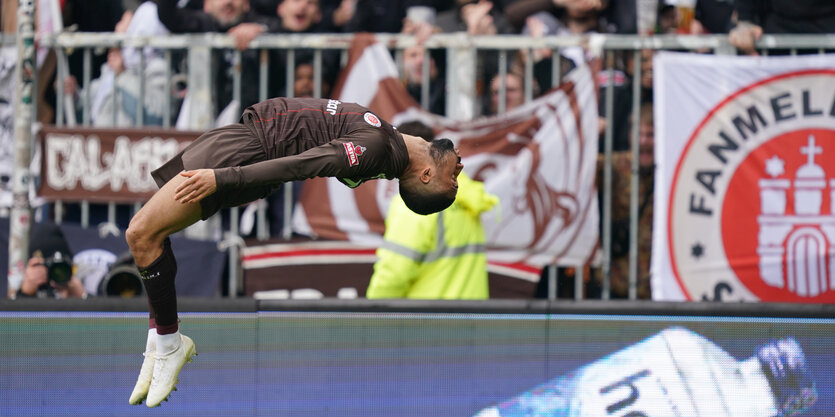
[8,0,36,297]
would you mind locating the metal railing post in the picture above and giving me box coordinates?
[445,34,476,120]
[186,41,214,129]
[497,50,507,114]
[256,49,270,241]
[628,49,642,301]
[8,0,36,297]
[601,51,615,300]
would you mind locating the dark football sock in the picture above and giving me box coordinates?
[138,238,179,335]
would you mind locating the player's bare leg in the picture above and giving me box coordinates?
[126,173,202,406]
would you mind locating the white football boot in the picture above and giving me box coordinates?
[129,329,157,405]
[145,333,197,407]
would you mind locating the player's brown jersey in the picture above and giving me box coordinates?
[215,98,409,192]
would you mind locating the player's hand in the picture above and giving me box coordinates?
[175,169,217,204]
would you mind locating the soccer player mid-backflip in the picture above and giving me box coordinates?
[126,97,462,407]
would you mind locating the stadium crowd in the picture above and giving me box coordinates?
[1,0,833,300]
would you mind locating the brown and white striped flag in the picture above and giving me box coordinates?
[293,34,600,274]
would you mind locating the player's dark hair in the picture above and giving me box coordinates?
[429,138,454,163]
[399,182,455,215]
[398,137,457,215]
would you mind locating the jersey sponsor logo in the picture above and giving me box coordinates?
[344,142,360,166]
[326,99,341,115]
[364,112,381,127]
[668,70,835,302]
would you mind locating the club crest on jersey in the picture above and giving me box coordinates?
[343,142,364,166]
[364,112,381,127]
[326,99,341,115]
[667,70,835,302]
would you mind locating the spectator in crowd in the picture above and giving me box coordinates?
[655,0,733,35]
[603,0,635,33]
[693,0,735,34]
[397,5,447,116]
[505,0,607,68]
[275,0,321,32]
[62,0,127,98]
[436,0,514,34]
[155,0,281,114]
[596,100,655,299]
[16,223,87,299]
[1,0,123,125]
[654,2,679,33]
[435,0,515,116]
[484,71,539,115]
[292,58,331,98]
[598,48,653,152]
[501,0,604,110]
[267,0,340,98]
[367,121,498,299]
[729,0,835,55]
[512,12,578,93]
[65,2,174,127]
[504,0,607,35]
[319,0,356,32]
[339,1,445,33]
[484,71,529,115]
[400,45,445,115]
[401,3,440,40]
[596,0,730,35]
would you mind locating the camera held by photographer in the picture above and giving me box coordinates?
[16,224,86,299]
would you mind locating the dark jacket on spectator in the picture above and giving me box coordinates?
[736,0,835,33]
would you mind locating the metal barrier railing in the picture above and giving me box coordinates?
[5,31,835,300]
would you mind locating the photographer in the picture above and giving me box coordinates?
[17,224,86,299]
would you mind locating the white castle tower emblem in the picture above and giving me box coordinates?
[757,135,835,297]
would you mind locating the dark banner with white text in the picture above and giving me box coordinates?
[37,126,200,203]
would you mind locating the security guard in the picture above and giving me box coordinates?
[367,171,499,299]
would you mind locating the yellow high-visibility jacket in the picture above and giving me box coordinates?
[367,172,499,299]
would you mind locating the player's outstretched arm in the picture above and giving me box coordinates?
[174,169,217,204]
[213,140,359,191]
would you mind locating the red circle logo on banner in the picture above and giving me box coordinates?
[667,70,835,302]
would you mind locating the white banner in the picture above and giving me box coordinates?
[292,35,600,270]
[652,52,835,302]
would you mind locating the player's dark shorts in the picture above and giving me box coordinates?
[151,123,272,220]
